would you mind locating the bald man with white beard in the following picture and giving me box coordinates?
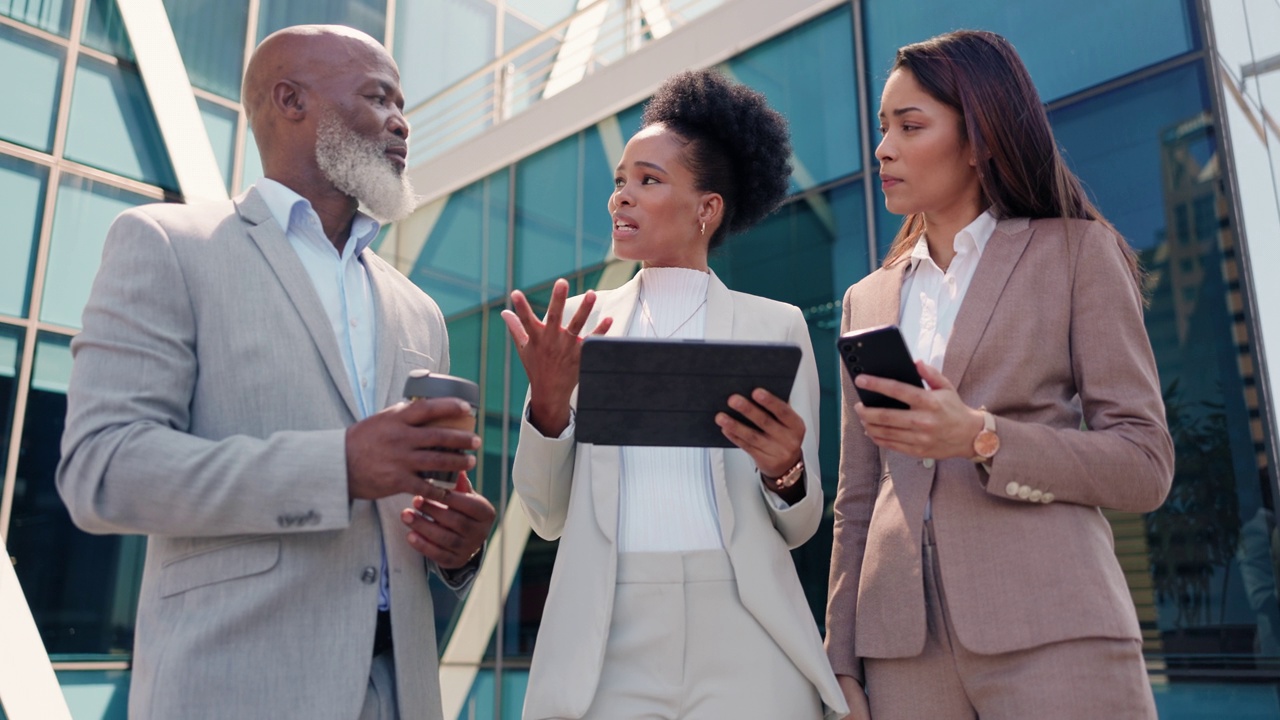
[57,25,495,720]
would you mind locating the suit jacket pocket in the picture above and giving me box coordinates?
[401,347,437,372]
[160,536,281,597]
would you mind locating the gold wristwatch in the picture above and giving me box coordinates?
[970,408,1000,463]
[766,458,805,491]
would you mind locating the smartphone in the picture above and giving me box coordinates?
[836,325,924,410]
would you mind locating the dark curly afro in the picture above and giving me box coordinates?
[641,68,792,249]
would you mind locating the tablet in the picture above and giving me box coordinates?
[575,337,803,447]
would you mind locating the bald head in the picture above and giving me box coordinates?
[243,25,392,129]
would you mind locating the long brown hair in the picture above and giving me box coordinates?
[881,30,1142,291]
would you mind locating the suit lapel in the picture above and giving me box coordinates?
[941,217,1032,389]
[365,256,404,410]
[705,272,736,541]
[588,275,642,542]
[236,189,361,420]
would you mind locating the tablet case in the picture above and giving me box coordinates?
[575,337,802,447]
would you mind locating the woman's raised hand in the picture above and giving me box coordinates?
[501,278,613,437]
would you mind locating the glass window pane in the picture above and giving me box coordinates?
[1052,62,1274,670]
[726,5,860,187]
[514,135,579,289]
[407,170,509,317]
[865,0,1196,106]
[0,325,20,483]
[64,57,178,191]
[256,0,385,44]
[0,0,72,36]
[81,0,133,61]
[506,0,577,28]
[239,126,263,192]
[9,333,146,659]
[40,175,152,329]
[162,0,250,99]
[0,24,63,152]
[396,0,495,108]
[196,97,237,195]
[0,155,48,317]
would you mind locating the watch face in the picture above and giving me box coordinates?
[974,430,1000,458]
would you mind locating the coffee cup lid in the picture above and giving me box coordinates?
[403,370,480,406]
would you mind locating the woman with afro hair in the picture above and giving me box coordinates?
[502,69,848,719]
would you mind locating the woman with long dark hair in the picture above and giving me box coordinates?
[825,30,1173,719]
[503,69,846,719]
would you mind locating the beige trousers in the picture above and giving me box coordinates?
[863,520,1157,720]
[359,649,399,720]
[583,550,823,720]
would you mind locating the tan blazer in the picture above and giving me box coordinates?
[57,188,459,719]
[825,217,1175,682]
[514,272,846,720]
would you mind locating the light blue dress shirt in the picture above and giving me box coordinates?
[255,179,391,611]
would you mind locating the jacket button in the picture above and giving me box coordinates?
[1029,489,1043,502]
[361,566,378,584]
[1017,485,1032,500]
[1041,493,1055,504]
[1005,481,1020,497]
[922,458,935,469]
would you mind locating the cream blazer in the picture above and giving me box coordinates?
[825,217,1175,682]
[514,271,846,719]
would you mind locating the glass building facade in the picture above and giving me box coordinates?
[2,0,1279,717]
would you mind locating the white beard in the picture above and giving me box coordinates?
[315,111,419,223]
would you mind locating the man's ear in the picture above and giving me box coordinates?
[273,80,306,121]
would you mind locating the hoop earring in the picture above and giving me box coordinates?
[700,222,706,236]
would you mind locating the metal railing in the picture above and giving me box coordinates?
[405,0,725,166]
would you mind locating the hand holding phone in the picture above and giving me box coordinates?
[836,325,924,410]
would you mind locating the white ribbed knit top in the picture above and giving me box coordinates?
[617,267,723,552]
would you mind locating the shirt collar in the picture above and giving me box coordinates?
[907,208,998,272]
[254,178,381,257]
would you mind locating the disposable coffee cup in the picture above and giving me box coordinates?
[403,370,480,489]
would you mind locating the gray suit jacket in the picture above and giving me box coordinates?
[825,217,1175,683]
[514,272,847,719]
[57,188,456,719]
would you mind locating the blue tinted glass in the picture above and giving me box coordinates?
[0,325,19,482]
[81,0,132,60]
[0,25,63,152]
[41,176,151,328]
[9,334,147,659]
[727,5,860,187]
[514,135,579,288]
[503,10,538,53]
[0,156,47,317]
[55,669,130,719]
[506,0,576,27]
[580,123,614,265]
[865,0,1196,105]
[1055,63,1273,665]
[408,170,509,317]
[240,126,264,192]
[257,0,385,44]
[0,0,71,36]
[196,98,237,194]
[65,57,178,190]
[396,0,495,108]
[163,0,249,99]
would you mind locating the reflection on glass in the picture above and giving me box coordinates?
[196,98,237,194]
[8,334,146,658]
[455,667,530,720]
[864,0,1196,105]
[0,25,63,152]
[726,4,860,189]
[162,0,250,99]
[408,170,509,318]
[515,136,579,288]
[65,57,178,190]
[0,156,48,318]
[395,0,495,109]
[0,0,71,36]
[40,176,151,329]
[1053,63,1274,669]
[256,0,385,44]
[81,0,133,61]
[0,326,21,481]
[240,126,263,192]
